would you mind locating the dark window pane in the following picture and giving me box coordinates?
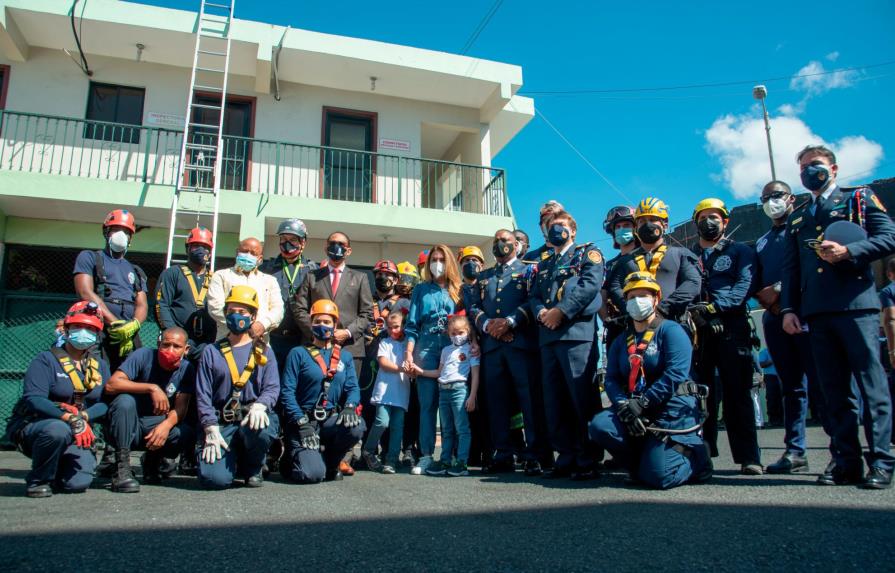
[84,82,145,144]
[323,112,373,203]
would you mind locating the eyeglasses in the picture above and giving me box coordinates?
[760,192,789,204]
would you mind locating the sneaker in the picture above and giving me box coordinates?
[425,460,450,476]
[411,456,433,476]
[447,461,469,477]
[362,451,383,472]
[402,449,417,468]
[381,465,396,475]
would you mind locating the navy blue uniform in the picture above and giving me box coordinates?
[601,253,629,353]
[280,345,365,483]
[692,239,761,466]
[194,341,280,489]
[106,348,196,460]
[154,266,216,362]
[73,249,147,371]
[781,185,895,473]
[18,350,110,491]
[589,320,710,489]
[531,243,604,471]
[259,255,317,370]
[470,258,548,464]
[461,280,492,468]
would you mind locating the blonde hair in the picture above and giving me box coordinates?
[447,314,470,332]
[427,244,462,305]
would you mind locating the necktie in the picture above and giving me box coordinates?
[331,268,341,296]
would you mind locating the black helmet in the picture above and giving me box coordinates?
[603,206,636,234]
[276,218,307,238]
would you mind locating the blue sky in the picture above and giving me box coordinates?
[132,0,895,247]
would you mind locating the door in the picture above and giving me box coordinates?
[188,95,254,191]
[322,108,376,202]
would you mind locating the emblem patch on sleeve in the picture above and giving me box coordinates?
[587,250,603,264]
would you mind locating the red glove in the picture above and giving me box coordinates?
[355,404,363,416]
[68,415,96,449]
[57,403,78,415]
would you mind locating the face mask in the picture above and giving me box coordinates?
[461,261,481,281]
[763,197,789,220]
[67,328,98,350]
[226,312,252,334]
[547,224,571,247]
[374,275,394,292]
[626,296,655,321]
[157,348,183,371]
[614,228,635,246]
[636,222,663,244]
[235,252,258,273]
[430,261,445,279]
[280,241,301,258]
[312,324,334,340]
[697,218,723,241]
[189,246,209,266]
[108,230,129,253]
[327,243,347,262]
[515,242,525,257]
[492,239,514,259]
[451,334,468,346]
[800,164,832,192]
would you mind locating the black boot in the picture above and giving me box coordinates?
[96,446,115,478]
[141,451,163,485]
[111,449,141,493]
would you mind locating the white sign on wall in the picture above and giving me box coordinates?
[146,112,185,128]
[379,138,411,152]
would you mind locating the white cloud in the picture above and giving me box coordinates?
[790,60,859,95]
[826,51,840,62]
[705,114,884,199]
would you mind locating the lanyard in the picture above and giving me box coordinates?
[181,266,209,305]
[282,260,304,294]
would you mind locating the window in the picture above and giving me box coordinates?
[186,94,255,191]
[321,107,377,202]
[0,65,9,110]
[84,82,145,144]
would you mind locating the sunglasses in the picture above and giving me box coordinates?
[760,192,789,204]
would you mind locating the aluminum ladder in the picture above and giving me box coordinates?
[165,0,235,270]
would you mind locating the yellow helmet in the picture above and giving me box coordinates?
[458,246,485,263]
[224,285,260,312]
[635,197,669,221]
[692,198,730,221]
[622,271,662,298]
[397,261,419,280]
[310,299,339,321]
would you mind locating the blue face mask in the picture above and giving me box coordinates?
[800,164,832,192]
[614,228,635,246]
[547,223,571,247]
[189,246,210,265]
[235,252,258,273]
[67,328,98,350]
[312,324,335,341]
[226,313,253,334]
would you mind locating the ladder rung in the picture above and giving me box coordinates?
[170,259,190,265]
[189,122,220,129]
[194,85,224,92]
[200,29,227,36]
[186,142,219,151]
[185,164,215,171]
[198,49,228,56]
[196,66,226,74]
[173,234,191,239]
[191,103,222,110]
[204,2,232,10]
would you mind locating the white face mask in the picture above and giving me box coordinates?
[430,261,445,279]
[450,334,468,346]
[108,230,130,253]
[626,296,655,321]
[762,197,789,220]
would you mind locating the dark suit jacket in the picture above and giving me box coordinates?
[294,264,374,359]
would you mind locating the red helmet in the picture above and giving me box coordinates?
[417,249,430,268]
[103,209,136,233]
[64,301,104,331]
[373,259,398,276]
[186,226,214,249]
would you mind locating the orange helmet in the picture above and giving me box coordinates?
[103,209,136,233]
[310,299,339,321]
[64,300,104,331]
[186,226,214,249]
[373,260,398,276]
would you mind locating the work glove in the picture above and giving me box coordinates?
[202,425,229,464]
[336,404,362,428]
[296,418,320,450]
[67,414,96,448]
[108,319,141,344]
[617,398,648,438]
[118,338,136,356]
[57,402,78,415]
[241,403,270,431]
[688,303,724,335]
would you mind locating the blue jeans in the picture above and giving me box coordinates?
[363,404,405,465]
[417,376,439,458]
[198,414,280,489]
[439,383,471,464]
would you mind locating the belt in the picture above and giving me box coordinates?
[438,381,467,389]
[105,298,135,306]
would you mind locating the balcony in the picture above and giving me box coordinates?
[0,110,510,217]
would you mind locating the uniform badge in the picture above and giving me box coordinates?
[713,255,732,272]
[645,342,658,357]
[540,251,550,261]
[337,361,345,372]
[791,217,803,226]
[871,193,888,212]
[127,272,136,285]
[755,237,767,253]
[166,382,177,397]
[587,250,603,264]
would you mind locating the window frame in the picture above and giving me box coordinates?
[320,106,378,202]
[83,81,146,144]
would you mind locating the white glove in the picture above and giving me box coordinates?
[241,403,270,431]
[202,425,229,464]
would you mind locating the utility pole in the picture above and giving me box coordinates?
[752,84,776,181]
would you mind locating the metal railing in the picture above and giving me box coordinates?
[0,110,510,216]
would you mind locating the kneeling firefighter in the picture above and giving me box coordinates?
[588,272,712,489]
[280,299,365,483]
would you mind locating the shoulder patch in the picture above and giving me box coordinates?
[713,255,732,272]
[540,251,550,260]
[755,237,768,253]
[791,216,803,226]
[587,250,603,264]
[870,193,887,212]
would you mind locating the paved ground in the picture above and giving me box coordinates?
[1,426,893,572]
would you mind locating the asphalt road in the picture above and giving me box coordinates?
[1,426,893,573]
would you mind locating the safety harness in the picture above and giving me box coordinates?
[218,341,265,423]
[180,266,210,305]
[626,319,660,395]
[634,244,667,278]
[93,250,146,307]
[50,347,101,409]
[305,344,342,421]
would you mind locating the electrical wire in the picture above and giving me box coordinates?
[70,0,93,76]
[460,0,505,55]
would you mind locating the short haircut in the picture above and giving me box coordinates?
[328,231,351,247]
[550,210,578,233]
[447,314,470,331]
[387,311,405,325]
[796,145,836,165]
[540,200,564,213]
[514,229,530,242]
[495,228,514,237]
[162,326,189,341]
[762,180,792,194]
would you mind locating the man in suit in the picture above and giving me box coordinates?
[294,231,374,475]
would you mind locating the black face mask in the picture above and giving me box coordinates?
[697,218,723,241]
[492,239,514,259]
[327,243,347,261]
[461,261,481,281]
[636,222,663,244]
[374,275,394,293]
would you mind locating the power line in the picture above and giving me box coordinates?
[460,0,505,55]
[522,59,895,96]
